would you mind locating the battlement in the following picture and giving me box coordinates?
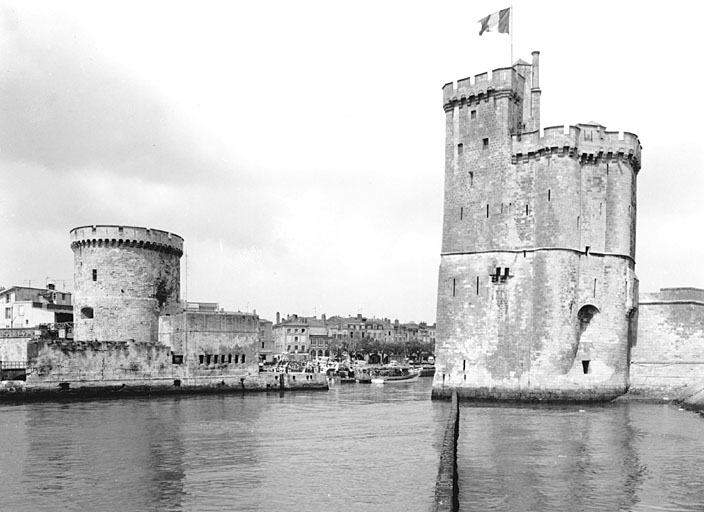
[70,225,184,256]
[511,123,641,172]
[443,67,524,110]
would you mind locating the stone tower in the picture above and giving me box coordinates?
[71,225,183,343]
[432,52,642,401]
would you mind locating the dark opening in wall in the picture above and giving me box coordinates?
[548,189,551,201]
[486,204,490,218]
[483,138,489,149]
[463,359,466,371]
[452,278,456,296]
[206,354,212,365]
[582,360,590,374]
[460,207,463,220]
[199,354,204,365]
[476,276,479,295]
[80,307,94,319]
[458,143,463,155]
[92,269,97,281]
[525,204,529,215]
[174,379,181,387]
[228,354,232,363]
[172,354,183,365]
[214,355,219,364]
[469,171,474,187]
[235,354,239,363]
[242,355,246,363]
[471,110,476,120]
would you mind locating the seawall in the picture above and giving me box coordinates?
[432,391,460,512]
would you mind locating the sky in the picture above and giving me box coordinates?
[1,1,703,324]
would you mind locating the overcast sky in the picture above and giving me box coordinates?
[0,1,702,324]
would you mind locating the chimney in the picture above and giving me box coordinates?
[322,313,326,322]
[276,312,280,324]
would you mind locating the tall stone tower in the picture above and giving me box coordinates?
[71,225,183,343]
[432,52,642,401]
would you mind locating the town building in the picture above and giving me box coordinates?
[1,284,72,329]
[433,52,641,401]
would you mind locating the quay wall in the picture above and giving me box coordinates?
[630,288,704,396]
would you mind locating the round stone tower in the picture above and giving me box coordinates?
[70,225,183,343]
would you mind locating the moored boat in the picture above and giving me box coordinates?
[370,367,420,384]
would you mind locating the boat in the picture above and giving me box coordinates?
[419,365,436,377]
[370,367,420,384]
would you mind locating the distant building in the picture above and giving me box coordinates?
[1,284,73,329]
[258,319,275,363]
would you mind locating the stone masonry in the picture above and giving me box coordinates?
[71,225,183,343]
[432,52,642,401]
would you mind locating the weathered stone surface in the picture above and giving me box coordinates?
[433,55,640,401]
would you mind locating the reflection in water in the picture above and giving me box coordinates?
[0,381,443,512]
[457,403,704,512]
[1,383,702,512]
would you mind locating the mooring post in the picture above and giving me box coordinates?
[432,390,460,512]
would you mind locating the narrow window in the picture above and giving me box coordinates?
[548,189,551,201]
[463,359,466,371]
[460,207,463,220]
[458,143,463,155]
[523,250,526,258]
[483,138,489,149]
[525,204,529,215]
[593,278,597,297]
[206,354,211,365]
[235,354,239,363]
[486,204,490,218]
[199,354,204,365]
[213,355,219,364]
[577,216,580,228]
[92,269,97,282]
[471,110,476,120]
[469,171,474,187]
[452,278,456,297]
[582,360,590,374]
[476,276,479,295]
[241,355,246,364]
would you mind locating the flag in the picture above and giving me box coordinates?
[478,7,510,36]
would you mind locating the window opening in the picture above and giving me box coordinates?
[80,307,94,319]
[458,143,463,155]
[525,204,529,215]
[92,269,97,282]
[469,171,474,187]
[471,110,476,120]
[452,278,456,297]
[476,276,479,295]
[486,204,490,218]
[582,360,590,374]
[460,207,463,220]
[548,189,551,201]
[483,138,489,149]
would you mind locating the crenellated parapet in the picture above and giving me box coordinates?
[70,225,184,257]
[511,123,641,172]
[443,67,524,112]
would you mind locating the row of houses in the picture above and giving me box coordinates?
[259,312,436,363]
[1,285,436,365]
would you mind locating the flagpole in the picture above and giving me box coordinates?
[510,4,514,67]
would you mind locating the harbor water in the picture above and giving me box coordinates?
[1,379,703,511]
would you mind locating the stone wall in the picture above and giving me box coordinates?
[159,310,259,376]
[433,54,640,400]
[630,288,704,395]
[71,225,183,343]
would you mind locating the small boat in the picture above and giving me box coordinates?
[370,367,420,384]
